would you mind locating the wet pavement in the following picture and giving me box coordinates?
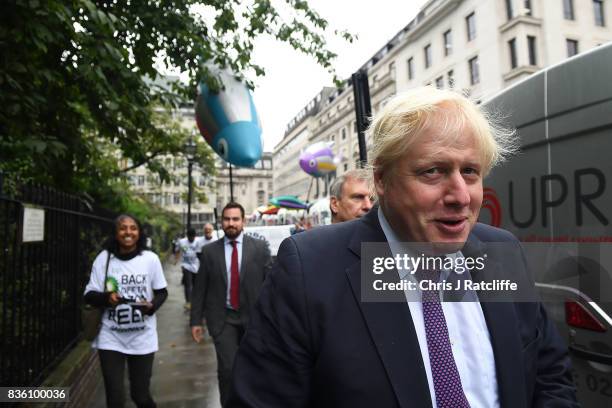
[89,261,221,407]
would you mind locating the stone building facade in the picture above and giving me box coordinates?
[272,0,612,201]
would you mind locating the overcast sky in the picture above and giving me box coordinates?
[250,0,427,151]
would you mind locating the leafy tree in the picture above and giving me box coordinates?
[0,0,352,208]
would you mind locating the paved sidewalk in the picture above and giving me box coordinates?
[89,260,221,407]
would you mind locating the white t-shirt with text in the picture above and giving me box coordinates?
[178,237,202,273]
[84,250,167,354]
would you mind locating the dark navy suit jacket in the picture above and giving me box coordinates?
[228,209,578,407]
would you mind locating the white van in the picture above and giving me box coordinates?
[481,43,612,406]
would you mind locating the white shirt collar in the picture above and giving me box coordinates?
[377,207,463,279]
[224,231,244,245]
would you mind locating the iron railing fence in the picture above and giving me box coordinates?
[0,184,115,387]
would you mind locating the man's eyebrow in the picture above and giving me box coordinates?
[411,157,438,166]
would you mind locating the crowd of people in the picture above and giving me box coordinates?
[84,86,578,408]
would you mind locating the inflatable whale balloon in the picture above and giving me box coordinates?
[195,70,262,167]
[299,141,341,177]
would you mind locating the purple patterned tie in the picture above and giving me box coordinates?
[416,268,470,408]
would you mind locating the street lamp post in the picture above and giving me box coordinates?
[184,136,197,232]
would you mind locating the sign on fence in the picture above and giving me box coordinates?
[22,206,45,242]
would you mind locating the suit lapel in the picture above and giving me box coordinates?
[240,235,250,279]
[217,238,228,287]
[345,209,433,408]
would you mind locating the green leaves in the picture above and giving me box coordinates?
[1,0,351,211]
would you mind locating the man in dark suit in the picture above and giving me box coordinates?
[228,88,578,407]
[190,202,271,407]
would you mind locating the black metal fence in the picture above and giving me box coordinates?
[0,184,115,386]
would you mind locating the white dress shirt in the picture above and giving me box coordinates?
[378,208,499,408]
[224,232,243,309]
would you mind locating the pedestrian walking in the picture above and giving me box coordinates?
[174,228,201,310]
[84,214,168,408]
[190,202,271,407]
[198,223,218,247]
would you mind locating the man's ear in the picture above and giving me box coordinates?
[373,165,386,199]
[330,196,339,214]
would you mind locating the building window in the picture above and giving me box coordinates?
[508,38,518,69]
[174,194,181,204]
[343,163,348,171]
[524,0,532,16]
[137,175,145,186]
[258,181,263,188]
[435,76,444,89]
[506,0,514,20]
[341,128,347,140]
[527,35,537,65]
[443,29,452,56]
[330,134,335,142]
[407,57,414,79]
[447,70,454,88]
[257,190,265,206]
[466,12,476,41]
[566,39,579,56]
[594,0,605,26]
[469,56,480,85]
[424,44,432,68]
[563,0,575,20]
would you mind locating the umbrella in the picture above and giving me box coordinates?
[261,206,279,215]
[269,195,308,210]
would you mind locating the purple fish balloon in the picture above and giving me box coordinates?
[299,141,341,177]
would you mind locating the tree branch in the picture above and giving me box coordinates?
[115,149,165,175]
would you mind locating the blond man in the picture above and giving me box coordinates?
[229,87,577,407]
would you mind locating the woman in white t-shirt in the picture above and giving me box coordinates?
[84,214,168,408]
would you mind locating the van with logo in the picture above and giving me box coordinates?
[481,42,612,406]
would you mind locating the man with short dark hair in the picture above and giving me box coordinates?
[329,169,373,223]
[191,202,271,407]
[228,88,577,407]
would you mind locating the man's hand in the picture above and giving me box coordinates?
[191,325,205,343]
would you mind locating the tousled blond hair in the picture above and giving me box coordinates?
[367,87,517,184]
